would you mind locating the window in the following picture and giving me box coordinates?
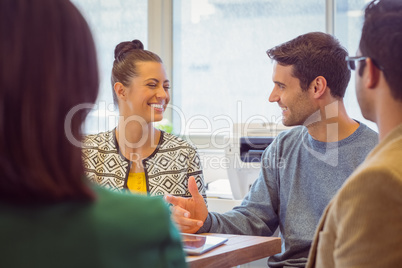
[172,0,377,138]
[75,0,377,135]
[71,0,148,134]
[336,0,376,130]
[172,0,325,137]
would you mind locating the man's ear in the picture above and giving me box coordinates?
[311,76,327,99]
[365,58,381,89]
[114,82,127,101]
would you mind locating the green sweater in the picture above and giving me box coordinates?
[0,185,186,268]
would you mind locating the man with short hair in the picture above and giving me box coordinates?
[166,32,378,267]
[307,0,402,267]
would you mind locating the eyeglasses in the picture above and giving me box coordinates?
[345,56,384,71]
[345,56,366,71]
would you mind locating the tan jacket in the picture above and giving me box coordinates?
[307,124,402,268]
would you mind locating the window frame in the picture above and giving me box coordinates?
[149,0,337,127]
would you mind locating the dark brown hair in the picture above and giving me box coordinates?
[267,32,351,98]
[111,39,162,105]
[0,0,99,203]
[359,0,402,100]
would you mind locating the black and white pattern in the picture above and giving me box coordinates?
[82,129,206,200]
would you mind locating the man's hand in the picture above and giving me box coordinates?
[165,176,209,233]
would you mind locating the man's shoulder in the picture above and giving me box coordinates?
[261,126,305,157]
[355,121,378,138]
[366,132,402,169]
[278,125,304,135]
[274,126,306,143]
[335,153,402,209]
[339,130,402,196]
[345,121,378,148]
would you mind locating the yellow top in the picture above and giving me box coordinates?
[127,172,147,194]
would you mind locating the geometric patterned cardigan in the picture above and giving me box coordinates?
[81,129,207,201]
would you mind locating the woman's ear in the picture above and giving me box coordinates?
[365,58,381,89]
[114,82,127,101]
[311,76,327,99]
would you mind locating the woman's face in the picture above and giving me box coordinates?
[123,61,170,123]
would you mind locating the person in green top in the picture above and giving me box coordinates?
[0,1,186,267]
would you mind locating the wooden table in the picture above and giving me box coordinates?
[186,233,281,268]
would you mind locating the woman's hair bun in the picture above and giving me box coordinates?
[114,39,144,60]
[131,39,144,50]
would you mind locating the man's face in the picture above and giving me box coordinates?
[354,50,374,122]
[269,62,318,126]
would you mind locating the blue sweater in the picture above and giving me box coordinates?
[199,122,378,267]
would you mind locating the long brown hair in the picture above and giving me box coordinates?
[0,0,99,203]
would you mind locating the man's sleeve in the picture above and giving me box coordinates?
[333,168,402,267]
[198,140,281,236]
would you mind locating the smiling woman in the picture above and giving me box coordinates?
[81,40,207,202]
[115,60,169,123]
